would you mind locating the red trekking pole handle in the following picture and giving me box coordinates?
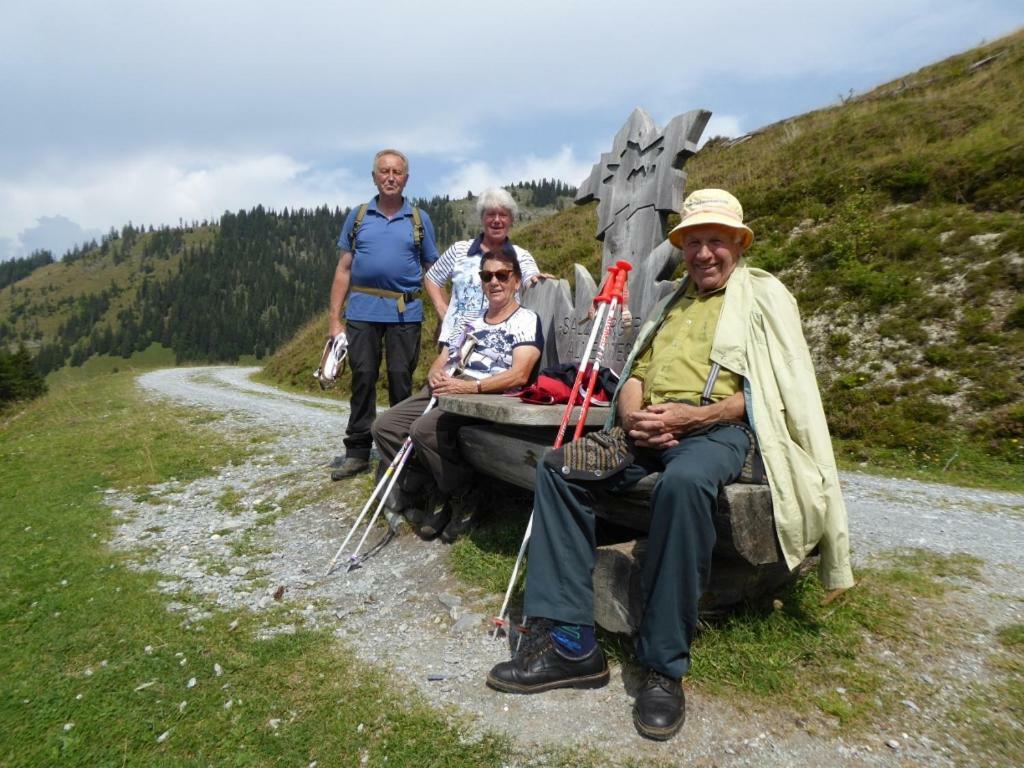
[593,260,631,305]
[610,260,631,303]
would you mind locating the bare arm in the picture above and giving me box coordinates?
[426,346,453,388]
[329,250,353,337]
[431,344,541,396]
[616,377,644,425]
[424,279,449,321]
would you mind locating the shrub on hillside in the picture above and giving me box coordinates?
[871,157,932,203]
[972,403,1024,461]
[0,346,46,407]
[1005,299,1024,330]
[958,307,1000,345]
[878,317,928,343]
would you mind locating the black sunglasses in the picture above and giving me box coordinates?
[479,269,514,283]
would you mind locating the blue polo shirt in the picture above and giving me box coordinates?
[338,197,439,323]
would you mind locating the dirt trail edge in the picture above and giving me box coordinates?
[109,366,1024,767]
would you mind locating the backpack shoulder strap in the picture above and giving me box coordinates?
[410,205,424,254]
[350,203,369,252]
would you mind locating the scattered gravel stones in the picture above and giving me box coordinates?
[110,366,1024,768]
[452,612,486,635]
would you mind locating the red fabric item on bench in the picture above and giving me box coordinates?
[515,363,617,406]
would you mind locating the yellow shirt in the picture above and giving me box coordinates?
[609,264,855,590]
[630,283,742,405]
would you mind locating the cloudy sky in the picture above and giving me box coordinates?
[1,1,1020,261]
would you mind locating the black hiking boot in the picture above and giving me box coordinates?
[414,482,449,538]
[330,457,370,481]
[486,619,609,694]
[632,668,685,741]
[440,484,483,543]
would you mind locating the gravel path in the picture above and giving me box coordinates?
[110,366,1024,767]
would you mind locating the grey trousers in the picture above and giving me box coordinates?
[370,388,480,495]
[522,423,750,679]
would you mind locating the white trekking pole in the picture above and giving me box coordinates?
[323,397,435,576]
[492,261,631,638]
[324,325,476,576]
[339,398,440,572]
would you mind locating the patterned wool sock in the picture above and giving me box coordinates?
[550,623,596,659]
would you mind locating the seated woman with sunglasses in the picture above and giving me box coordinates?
[371,248,543,542]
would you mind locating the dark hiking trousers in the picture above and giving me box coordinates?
[522,423,749,679]
[370,387,481,495]
[343,320,421,459]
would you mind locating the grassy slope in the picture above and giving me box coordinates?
[683,31,1024,485]
[0,229,212,346]
[261,30,1024,488]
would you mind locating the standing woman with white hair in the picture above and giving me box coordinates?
[425,186,547,349]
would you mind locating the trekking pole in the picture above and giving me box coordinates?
[491,261,632,638]
[323,397,436,576]
[342,398,438,572]
[571,263,631,441]
[552,263,620,447]
[327,428,419,577]
[324,326,475,577]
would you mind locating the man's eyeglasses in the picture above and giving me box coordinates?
[479,269,514,283]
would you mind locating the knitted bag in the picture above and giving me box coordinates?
[543,426,635,481]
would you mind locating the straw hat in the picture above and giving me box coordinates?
[668,188,754,250]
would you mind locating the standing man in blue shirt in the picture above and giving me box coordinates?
[328,149,440,480]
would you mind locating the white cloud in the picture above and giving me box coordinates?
[1,1,1019,245]
[12,215,101,260]
[0,152,366,251]
[699,114,745,145]
[440,147,595,199]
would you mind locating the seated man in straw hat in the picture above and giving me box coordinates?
[486,189,854,741]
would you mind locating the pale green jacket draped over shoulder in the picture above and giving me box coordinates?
[606,261,855,590]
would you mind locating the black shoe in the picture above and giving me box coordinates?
[416,502,450,539]
[632,669,685,740]
[404,480,442,537]
[330,457,370,481]
[486,621,609,694]
[439,485,482,543]
[327,455,345,469]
